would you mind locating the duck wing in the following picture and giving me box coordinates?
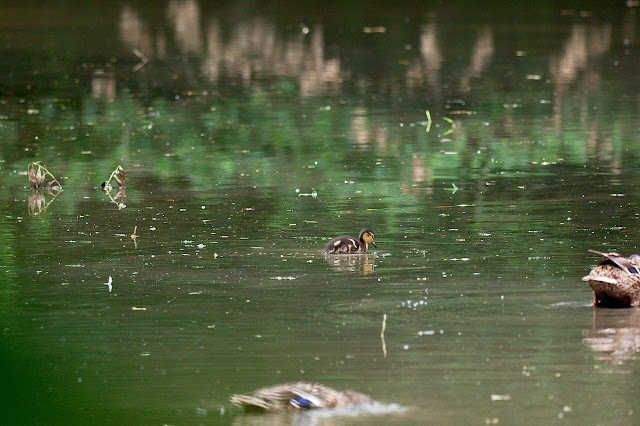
[324,236,361,254]
[230,382,372,411]
[588,249,640,274]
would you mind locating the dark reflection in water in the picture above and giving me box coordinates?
[2,1,640,425]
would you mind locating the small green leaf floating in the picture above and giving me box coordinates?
[445,183,459,194]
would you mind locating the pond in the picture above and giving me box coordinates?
[2,1,640,424]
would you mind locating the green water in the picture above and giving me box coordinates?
[2,1,640,424]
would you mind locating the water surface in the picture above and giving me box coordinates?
[2,1,640,424]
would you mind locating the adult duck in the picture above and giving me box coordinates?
[582,249,640,308]
[230,382,372,412]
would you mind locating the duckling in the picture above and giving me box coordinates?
[323,229,376,254]
[582,249,640,308]
[230,382,372,413]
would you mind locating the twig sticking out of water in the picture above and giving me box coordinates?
[101,165,126,192]
[132,49,149,72]
[381,314,387,358]
[27,161,61,190]
[425,110,432,133]
[442,116,456,136]
[131,225,138,248]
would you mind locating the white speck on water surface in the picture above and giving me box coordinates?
[491,394,511,401]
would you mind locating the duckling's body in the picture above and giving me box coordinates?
[582,250,640,308]
[323,229,376,254]
[230,382,372,413]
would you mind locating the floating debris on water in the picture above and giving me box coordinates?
[491,394,511,401]
[381,314,387,357]
[444,183,460,194]
[363,26,386,33]
[104,276,113,292]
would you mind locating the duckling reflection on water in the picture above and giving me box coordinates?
[230,382,372,413]
[325,253,376,274]
[323,229,376,254]
[582,250,640,308]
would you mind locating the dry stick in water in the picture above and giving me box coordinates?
[101,165,125,191]
[380,314,387,358]
[132,49,149,72]
[27,161,61,190]
[131,225,138,248]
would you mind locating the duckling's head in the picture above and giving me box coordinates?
[359,229,376,248]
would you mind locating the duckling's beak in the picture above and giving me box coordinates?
[371,240,377,248]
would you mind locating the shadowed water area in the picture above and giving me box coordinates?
[2,1,640,424]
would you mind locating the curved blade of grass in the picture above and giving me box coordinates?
[442,116,456,136]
